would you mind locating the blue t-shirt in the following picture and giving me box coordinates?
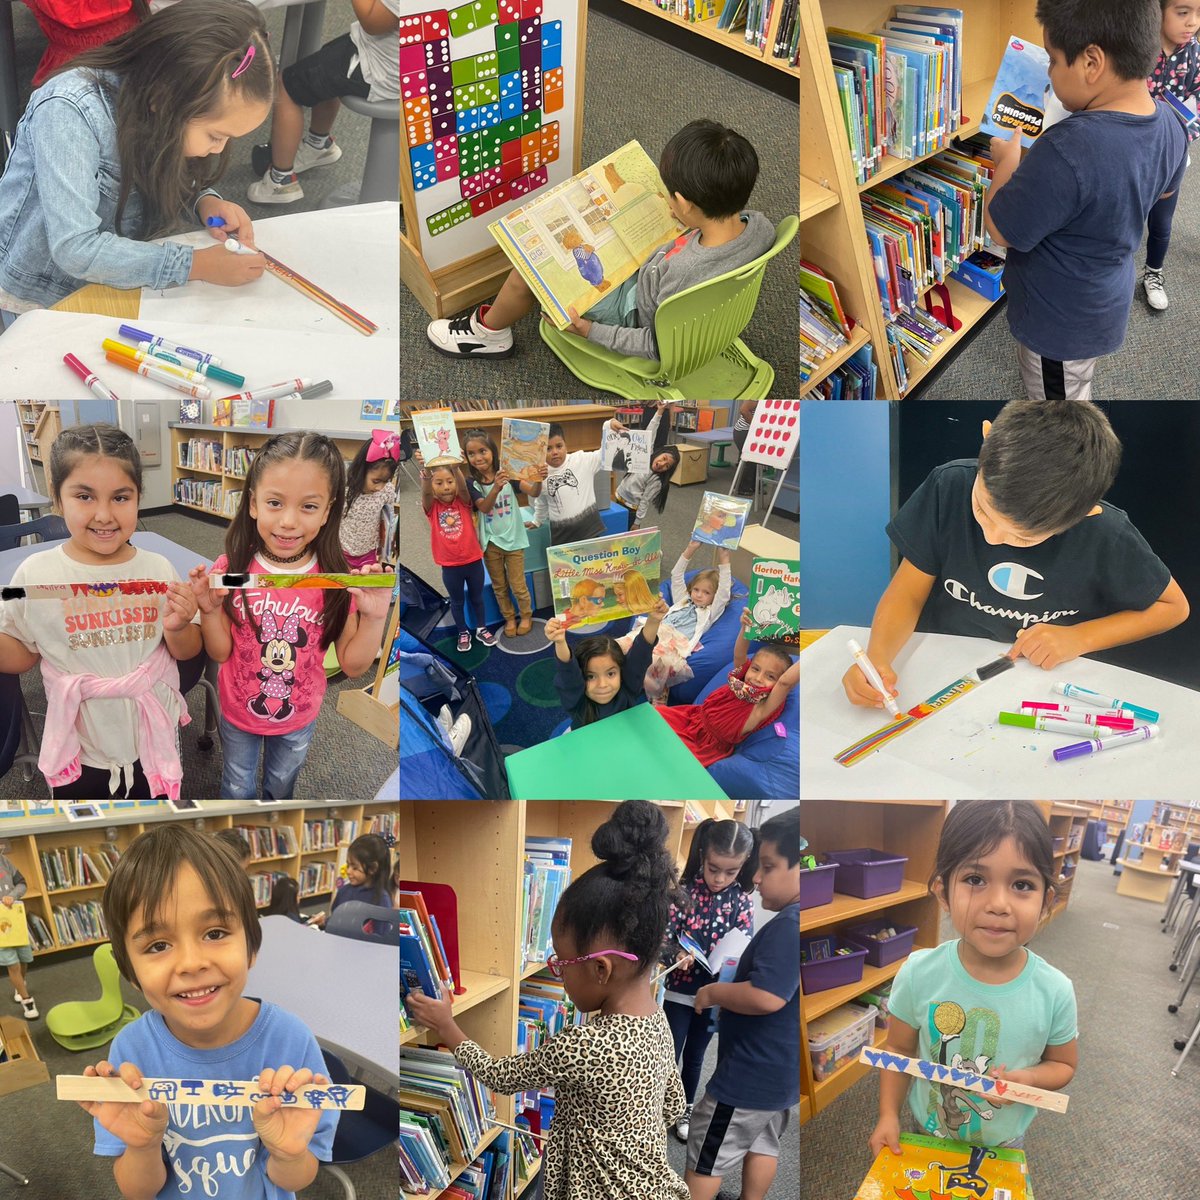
[989,102,1187,360]
[889,941,1077,1146]
[94,1002,337,1200]
[705,902,800,1112]
[330,882,394,911]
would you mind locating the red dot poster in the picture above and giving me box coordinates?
[742,398,799,468]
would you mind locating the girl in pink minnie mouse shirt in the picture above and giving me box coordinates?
[189,431,391,800]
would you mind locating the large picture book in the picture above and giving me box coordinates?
[980,35,1051,148]
[857,1133,1029,1200]
[411,408,464,467]
[500,418,550,484]
[489,140,685,329]
[0,900,28,948]
[600,422,652,473]
[746,557,799,647]
[546,529,663,627]
[691,492,752,549]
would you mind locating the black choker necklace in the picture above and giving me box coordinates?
[260,546,310,566]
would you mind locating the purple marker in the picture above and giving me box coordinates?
[119,324,223,369]
[1052,725,1158,763]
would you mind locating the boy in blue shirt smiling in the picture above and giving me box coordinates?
[79,825,336,1200]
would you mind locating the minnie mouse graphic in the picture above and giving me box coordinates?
[248,609,307,721]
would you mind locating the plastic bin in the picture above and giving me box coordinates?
[800,862,837,910]
[1052,836,1066,853]
[807,1002,878,1082]
[826,848,908,899]
[858,984,892,1030]
[842,920,918,968]
[800,935,868,994]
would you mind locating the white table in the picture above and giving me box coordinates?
[1,484,50,515]
[247,914,399,1086]
[801,626,1200,801]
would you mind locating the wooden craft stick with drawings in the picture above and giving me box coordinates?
[56,1075,365,1110]
[2,581,172,601]
[208,572,397,590]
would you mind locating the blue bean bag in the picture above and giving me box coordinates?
[658,569,750,705]
[693,656,799,801]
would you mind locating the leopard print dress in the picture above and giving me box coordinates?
[455,1009,691,1199]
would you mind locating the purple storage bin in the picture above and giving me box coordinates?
[800,935,868,994]
[800,862,837,910]
[826,848,908,899]
[842,920,918,968]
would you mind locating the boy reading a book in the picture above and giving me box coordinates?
[426,119,775,361]
[79,825,337,1200]
[843,399,1189,709]
[984,0,1188,401]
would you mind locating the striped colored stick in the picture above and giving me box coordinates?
[262,251,378,336]
[835,674,980,766]
[209,572,396,589]
[2,580,171,601]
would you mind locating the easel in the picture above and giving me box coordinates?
[336,604,400,748]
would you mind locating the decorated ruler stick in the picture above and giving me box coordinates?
[209,572,397,590]
[56,1075,365,1111]
[857,1048,1069,1113]
[261,250,378,336]
[650,959,688,988]
[2,580,171,601]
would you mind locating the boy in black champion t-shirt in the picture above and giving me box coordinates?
[843,400,1190,709]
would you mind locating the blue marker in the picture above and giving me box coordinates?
[118,324,223,370]
[1051,682,1159,723]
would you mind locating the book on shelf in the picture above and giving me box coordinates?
[52,900,108,945]
[178,439,222,472]
[368,810,399,839]
[224,446,257,477]
[521,840,571,968]
[250,871,289,907]
[301,818,358,851]
[174,477,222,513]
[40,842,121,890]
[27,911,53,951]
[803,342,876,401]
[856,1133,1028,1200]
[233,824,299,860]
[399,888,455,999]
[297,861,336,898]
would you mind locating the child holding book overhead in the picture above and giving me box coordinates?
[0,424,200,800]
[340,429,399,569]
[685,808,800,1200]
[868,800,1077,1155]
[406,800,691,1200]
[0,848,37,1019]
[426,120,774,362]
[529,419,622,546]
[189,432,391,800]
[984,0,1188,400]
[611,404,680,532]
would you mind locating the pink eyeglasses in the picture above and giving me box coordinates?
[546,950,639,977]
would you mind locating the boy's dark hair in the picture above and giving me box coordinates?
[223,430,349,648]
[103,825,262,987]
[573,634,626,727]
[263,875,301,918]
[758,807,800,867]
[49,423,142,507]
[753,643,796,674]
[57,0,275,240]
[461,428,502,486]
[547,424,566,442]
[1035,0,1161,81]
[977,399,1121,534]
[553,800,686,969]
[931,800,1056,900]
[681,819,758,891]
[347,833,390,905]
[214,828,252,864]
[346,439,397,510]
[659,119,759,219]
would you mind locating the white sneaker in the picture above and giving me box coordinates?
[293,137,343,173]
[674,1103,692,1142]
[447,713,472,756]
[247,168,304,205]
[427,307,515,359]
[20,995,37,1019]
[12,989,21,1004]
[1143,268,1169,311]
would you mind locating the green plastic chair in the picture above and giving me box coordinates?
[45,943,140,1051]
[539,215,799,401]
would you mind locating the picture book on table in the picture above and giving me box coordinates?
[980,35,1051,148]
[746,557,799,647]
[546,529,663,627]
[411,408,463,467]
[600,422,652,473]
[489,139,685,330]
[857,1133,1029,1200]
[499,417,550,483]
[691,492,752,549]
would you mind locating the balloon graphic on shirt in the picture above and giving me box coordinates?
[933,1001,966,1038]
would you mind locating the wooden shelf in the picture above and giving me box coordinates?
[803,322,871,392]
[812,1022,889,1109]
[803,953,916,1024]
[801,878,930,933]
[801,173,839,222]
[1117,858,1179,877]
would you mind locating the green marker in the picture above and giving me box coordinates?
[998,711,1101,739]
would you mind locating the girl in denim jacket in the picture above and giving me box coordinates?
[0,0,273,313]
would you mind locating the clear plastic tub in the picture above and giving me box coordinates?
[807,1002,878,1082]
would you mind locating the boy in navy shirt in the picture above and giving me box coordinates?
[685,808,800,1200]
[985,0,1188,401]
[844,400,1189,709]
[80,825,337,1200]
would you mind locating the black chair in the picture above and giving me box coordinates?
[319,1049,401,1200]
[324,901,400,947]
[0,513,68,552]
[0,494,18,529]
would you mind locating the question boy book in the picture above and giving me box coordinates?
[857,1134,1029,1200]
[411,407,463,467]
[979,35,1050,148]
[546,529,663,627]
[500,417,550,483]
[746,557,799,647]
[691,492,752,549]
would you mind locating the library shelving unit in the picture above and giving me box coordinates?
[798,798,947,1125]
[799,0,1039,397]
[1033,801,1088,926]
[15,402,60,466]
[167,423,373,522]
[0,800,395,960]
[1116,819,1186,904]
[398,800,688,1199]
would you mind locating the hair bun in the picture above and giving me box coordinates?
[591,800,671,883]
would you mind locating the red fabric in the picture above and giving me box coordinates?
[427,496,483,567]
[659,661,785,767]
[24,2,139,87]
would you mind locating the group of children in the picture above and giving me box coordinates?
[0,421,400,801]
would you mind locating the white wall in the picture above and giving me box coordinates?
[0,403,29,492]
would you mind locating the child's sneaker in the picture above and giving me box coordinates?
[475,626,497,646]
[673,1103,692,1141]
[20,995,37,1019]
[247,168,304,205]
[446,713,472,756]
[456,631,472,652]
[1143,267,1168,311]
[12,989,21,1004]
[427,307,514,359]
[293,136,343,173]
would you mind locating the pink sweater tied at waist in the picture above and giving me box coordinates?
[39,643,191,799]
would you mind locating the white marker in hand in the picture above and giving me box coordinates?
[848,638,902,718]
[224,238,259,256]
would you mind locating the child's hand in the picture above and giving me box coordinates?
[675,950,695,970]
[190,243,266,287]
[990,130,1022,171]
[198,197,256,248]
[985,1062,1031,1107]
[162,581,198,631]
[842,659,899,708]
[1010,623,1087,670]
[404,989,456,1038]
[563,306,592,338]
[717,547,731,564]
[307,911,327,928]
[1,895,13,907]
[189,565,227,614]
[686,540,702,555]
[543,617,567,643]
[535,463,548,481]
[694,984,719,1011]
[647,596,670,622]
[413,448,425,467]
[494,470,510,489]
[739,608,753,634]
[251,1067,327,1161]
[347,568,392,621]
[76,1060,170,1150]
[868,1114,902,1158]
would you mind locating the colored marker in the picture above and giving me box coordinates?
[104,340,210,385]
[299,379,333,398]
[223,238,261,256]
[119,323,223,369]
[105,352,210,398]
[1020,702,1135,730]
[218,379,313,403]
[63,353,120,400]
[1051,683,1158,723]
[848,638,901,718]
[1052,725,1159,763]
[105,338,244,388]
[997,712,1142,739]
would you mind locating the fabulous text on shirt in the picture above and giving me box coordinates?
[943,579,1080,628]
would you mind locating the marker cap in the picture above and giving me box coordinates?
[1053,740,1096,763]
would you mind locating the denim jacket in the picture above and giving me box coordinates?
[0,68,219,306]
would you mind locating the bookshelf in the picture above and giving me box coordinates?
[398,799,688,1198]
[1033,801,1088,926]
[799,798,947,1122]
[16,402,59,466]
[799,0,1040,398]
[0,801,395,960]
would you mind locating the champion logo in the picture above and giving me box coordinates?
[988,562,1044,600]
